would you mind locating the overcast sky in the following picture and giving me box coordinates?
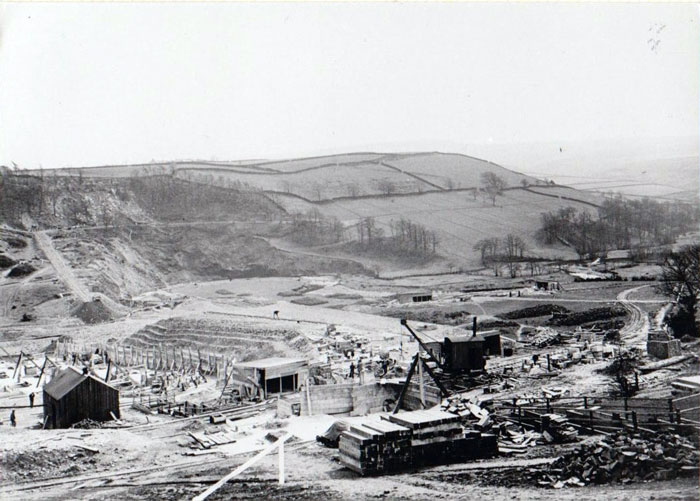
[0,2,697,169]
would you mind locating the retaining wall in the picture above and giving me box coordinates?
[300,382,400,416]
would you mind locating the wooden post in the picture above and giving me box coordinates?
[668,399,674,424]
[36,358,48,388]
[279,440,285,485]
[583,396,588,409]
[418,355,426,408]
[12,353,22,381]
[305,377,313,416]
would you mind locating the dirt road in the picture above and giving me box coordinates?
[617,286,650,348]
[34,231,92,302]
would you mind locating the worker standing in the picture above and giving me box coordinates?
[10,409,16,427]
[28,392,35,408]
[358,359,364,384]
[349,362,355,379]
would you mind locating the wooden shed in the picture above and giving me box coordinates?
[443,335,486,372]
[231,357,308,399]
[43,367,120,429]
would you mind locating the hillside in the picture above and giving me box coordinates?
[6,151,688,300]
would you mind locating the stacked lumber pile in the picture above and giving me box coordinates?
[187,428,238,449]
[498,425,541,454]
[541,413,578,443]
[339,409,498,475]
[540,431,699,487]
[338,420,411,475]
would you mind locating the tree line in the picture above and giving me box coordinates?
[473,234,530,277]
[355,217,439,259]
[287,208,345,245]
[537,196,697,260]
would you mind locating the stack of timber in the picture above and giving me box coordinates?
[338,409,498,475]
[338,421,411,475]
[541,413,578,443]
[389,409,497,466]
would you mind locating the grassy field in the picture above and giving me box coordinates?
[310,189,599,265]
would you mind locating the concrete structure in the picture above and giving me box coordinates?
[43,367,120,429]
[647,330,682,360]
[231,357,308,399]
[300,382,398,416]
[396,291,433,303]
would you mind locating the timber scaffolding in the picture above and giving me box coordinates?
[490,394,700,435]
[55,341,231,378]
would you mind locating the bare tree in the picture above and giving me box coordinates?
[377,179,396,196]
[657,245,699,337]
[480,172,507,206]
[346,182,360,197]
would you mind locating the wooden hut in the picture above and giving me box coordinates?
[442,335,485,372]
[231,357,308,399]
[43,367,120,429]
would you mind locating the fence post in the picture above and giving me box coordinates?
[668,399,674,424]
[632,411,638,431]
[583,396,588,409]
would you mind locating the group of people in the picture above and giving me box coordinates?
[6,392,36,427]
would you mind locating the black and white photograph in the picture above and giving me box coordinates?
[0,2,698,500]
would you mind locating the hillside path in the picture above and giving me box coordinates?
[34,231,92,302]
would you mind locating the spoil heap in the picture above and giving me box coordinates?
[540,431,699,486]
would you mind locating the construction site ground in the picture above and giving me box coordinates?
[1,231,698,500]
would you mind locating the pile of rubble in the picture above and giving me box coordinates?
[539,432,699,487]
[71,418,104,429]
[440,394,492,430]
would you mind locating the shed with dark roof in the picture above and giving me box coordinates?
[443,334,485,372]
[43,367,120,429]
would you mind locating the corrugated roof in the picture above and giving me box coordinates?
[44,367,86,400]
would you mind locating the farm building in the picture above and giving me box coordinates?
[231,357,309,399]
[396,291,433,303]
[43,367,120,429]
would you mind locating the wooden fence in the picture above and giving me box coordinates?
[491,394,700,434]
